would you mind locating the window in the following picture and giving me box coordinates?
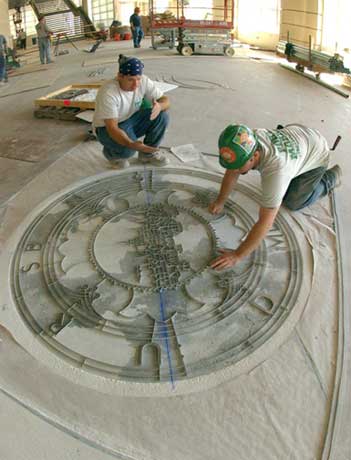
[322,0,351,54]
[9,6,37,37]
[91,0,115,28]
[238,0,280,35]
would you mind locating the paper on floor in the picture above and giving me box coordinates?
[76,110,94,123]
[170,144,201,162]
[154,81,178,93]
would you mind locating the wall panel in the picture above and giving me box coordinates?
[0,0,11,41]
[280,0,322,49]
[237,0,280,49]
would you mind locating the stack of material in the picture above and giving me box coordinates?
[153,10,177,24]
[49,89,89,100]
[277,40,351,74]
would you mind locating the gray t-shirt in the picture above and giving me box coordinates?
[93,76,163,128]
[255,124,330,208]
[35,22,52,39]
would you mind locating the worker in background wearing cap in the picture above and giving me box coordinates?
[93,55,170,169]
[130,7,143,48]
[209,124,342,270]
[35,15,53,64]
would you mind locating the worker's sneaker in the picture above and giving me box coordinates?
[108,159,130,169]
[138,151,170,166]
[329,164,342,188]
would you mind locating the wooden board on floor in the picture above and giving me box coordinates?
[34,83,103,109]
[8,64,49,78]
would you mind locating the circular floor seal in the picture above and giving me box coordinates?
[9,167,311,396]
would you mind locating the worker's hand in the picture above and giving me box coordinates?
[208,199,225,214]
[210,249,242,270]
[134,141,158,154]
[150,100,161,121]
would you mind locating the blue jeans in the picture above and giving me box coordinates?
[132,27,143,47]
[283,166,336,211]
[0,54,5,81]
[38,37,51,64]
[96,108,169,161]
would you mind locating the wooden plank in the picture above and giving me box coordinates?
[37,85,73,100]
[35,99,96,109]
[34,83,103,109]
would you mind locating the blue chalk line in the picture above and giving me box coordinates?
[159,289,176,390]
[142,166,175,389]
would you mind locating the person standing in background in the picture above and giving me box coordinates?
[0,34,8,86]
[130,7,144,48]
[35,16,53,64]
[19,29,27,50]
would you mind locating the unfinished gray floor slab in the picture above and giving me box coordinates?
[0,67,62,98]
[0,158,39,203]
[0,386,116,460]
[0,316,335,460]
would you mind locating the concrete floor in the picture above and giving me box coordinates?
[0,39,350,459]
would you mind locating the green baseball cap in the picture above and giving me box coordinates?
[218,124,258,169]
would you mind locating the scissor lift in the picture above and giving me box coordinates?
[150,0,235,56]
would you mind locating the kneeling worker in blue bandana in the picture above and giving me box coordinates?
[93,55,170,169]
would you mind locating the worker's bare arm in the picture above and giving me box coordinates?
[156,95,170,111]
[150,95,170,121]
[208,169,240,214]
[104,118,157,154]
[210,206,280,270]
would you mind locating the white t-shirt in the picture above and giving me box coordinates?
[255,124,330,208]
[93,76,163,128]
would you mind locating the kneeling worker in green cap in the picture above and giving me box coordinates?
[209,123,341,270]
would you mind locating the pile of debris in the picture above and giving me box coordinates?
[153,10,177,23]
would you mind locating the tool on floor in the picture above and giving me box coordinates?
[331,135,342,151]
[53,32,78,57]
[83,39,103,54]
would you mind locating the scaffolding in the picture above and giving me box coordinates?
[150,0,235,56]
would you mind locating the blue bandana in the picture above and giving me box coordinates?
[119,58,144,76]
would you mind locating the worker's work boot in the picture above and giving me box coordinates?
[108,159,130,170]
[138,151,170,166]
[329,164,342,188]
